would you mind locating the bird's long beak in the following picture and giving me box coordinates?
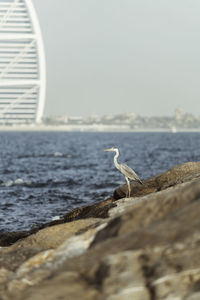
[104,148,112,151]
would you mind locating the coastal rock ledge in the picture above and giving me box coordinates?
[1,161,200,300]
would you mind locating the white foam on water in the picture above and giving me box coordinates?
[4,180,13,187]
[15,178,24,185]
[54,152,63,157]
[51,216,60,221]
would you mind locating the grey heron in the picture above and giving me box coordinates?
[104,147,143,197]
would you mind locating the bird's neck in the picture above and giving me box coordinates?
[114,151,120,169]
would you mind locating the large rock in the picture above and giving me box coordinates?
[0,218,101,275]
[1,161,200,300]
[19,178,200,300]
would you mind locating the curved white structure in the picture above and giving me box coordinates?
[0,0,46,124]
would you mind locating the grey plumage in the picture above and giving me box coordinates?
[119,163,143,184]
[104,147,143,197]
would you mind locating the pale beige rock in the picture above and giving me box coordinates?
[152,268,200,299]
[109,179,195,218]
[6,250,55,292]
[96,251,151,300]
[0,267,13,284]
[93,179,200,243]
[0,267,13,298]
[16,272,99,300]
[4,222,108,298]
[186,293,200,300]
[0,247,45,272]
[11,218,101,250]
[16,250,54,278]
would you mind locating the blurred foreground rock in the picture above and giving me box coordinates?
[1,161,200,300]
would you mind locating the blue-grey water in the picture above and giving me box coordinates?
[0,131,200,232]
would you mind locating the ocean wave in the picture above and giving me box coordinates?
[0,178,77,188]
[3,180,14,187]
[14,178,24,185]
[54,152,63,157]
[16,153,74,159]
[51,216,61,221]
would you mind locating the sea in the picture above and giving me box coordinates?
[0,131,200,232]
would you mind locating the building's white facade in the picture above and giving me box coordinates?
[0,0,46,124]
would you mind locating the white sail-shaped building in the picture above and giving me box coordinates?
[0,0,46,124]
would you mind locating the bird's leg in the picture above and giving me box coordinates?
[125,177,131,198]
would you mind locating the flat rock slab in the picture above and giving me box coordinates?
[0,218,101,273]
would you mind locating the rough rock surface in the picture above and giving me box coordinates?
[1,161,200,300]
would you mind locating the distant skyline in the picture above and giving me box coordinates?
[33,0,200,117]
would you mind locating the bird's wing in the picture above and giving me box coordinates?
[120,163,142,183]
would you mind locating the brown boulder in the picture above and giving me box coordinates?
[0,247,44,272]
[0,218,101,276]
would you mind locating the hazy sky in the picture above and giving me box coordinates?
[33,0,200,117]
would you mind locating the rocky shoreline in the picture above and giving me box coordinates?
[1,161,200,299]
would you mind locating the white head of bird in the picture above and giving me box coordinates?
[104,147,120,163]
[104,147,119,153]
[104,147,120,171]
